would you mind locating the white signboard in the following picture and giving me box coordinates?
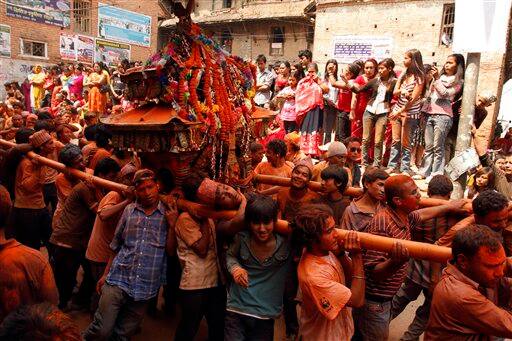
[0,25,11,58]
[331,35,393,64]
[453,0,512,52]
[59,33,77,60]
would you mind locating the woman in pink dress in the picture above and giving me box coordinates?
[68,65,85,101]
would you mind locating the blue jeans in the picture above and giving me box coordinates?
[224,311,275,341]
[388,116,419,172]
[83,284,148,340]
[391,278,432,341]
[353,298,392,341]
[419,114,453,177]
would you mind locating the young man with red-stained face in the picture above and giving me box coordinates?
[0,185,58,321]
[436,190,511,253]
[277,161,319,222]
[294,204,365,341]
[426,225,512,339]
[341,167,388,232]
[353,175,470,341]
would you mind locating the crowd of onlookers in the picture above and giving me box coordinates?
[254,49,502,184]
[2,59,141,126]
[0,51,511,341]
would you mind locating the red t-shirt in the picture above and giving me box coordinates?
[337,88,352,112]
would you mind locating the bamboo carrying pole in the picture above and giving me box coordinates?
[0,139,452,263]
[253,174,364,197]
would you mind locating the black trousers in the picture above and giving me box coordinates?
[283,121,298,133]
[89,260,107,313]
[49,244,94,309]
[336,110,351,142]
[43,182,58,218]
[174,286,226,341]
[224,311,274,341]
[283,266,299,336]
[7,207,51,250]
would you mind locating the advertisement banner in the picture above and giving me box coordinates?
[95,39,131,67]
[331,35,393,64]
[76,35,95,65]
[98,3,151,47]
[59,33,76,60]
[0,25,11,58]
[5,0,71,27]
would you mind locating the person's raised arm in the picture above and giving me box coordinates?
[343,231,365,308]
[350,77,375,94]
[98,190,133,221]
[163,196,179,255]
[189,219,212,258]
[216,191,247,236]
[414,199,471,222]
[369,241,409,281]
[19,159,42,190]
[393,73,404,97]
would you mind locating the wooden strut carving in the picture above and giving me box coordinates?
[0,138,452,263]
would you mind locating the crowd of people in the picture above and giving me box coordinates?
[2,59,138,126]
[255,49,502,183]
[0,49,511,341]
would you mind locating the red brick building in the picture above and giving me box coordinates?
[0,0,162,95]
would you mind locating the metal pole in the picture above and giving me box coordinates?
[452,52,481,199]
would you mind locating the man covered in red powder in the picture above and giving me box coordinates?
[0,184,58,322]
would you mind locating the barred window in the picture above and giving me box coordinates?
[74,0,92,34]
[270,27,284,56]
[20,39,47,58]
[440,3,455,46]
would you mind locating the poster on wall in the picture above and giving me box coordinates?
[95,39,131,67]
[331,35,393,64]
[76,35,94,65]
[0,25,11,58]
[5,0,71,27]
[98,3,151,47]
[59,33,76,60]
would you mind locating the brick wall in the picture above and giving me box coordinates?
[220,21,311,64]
[0,0,161,65]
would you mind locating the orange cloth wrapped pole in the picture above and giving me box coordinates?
[253,174,364,197]
[0,139,452,263]
[0,139,128,193]
[169,201,452,263]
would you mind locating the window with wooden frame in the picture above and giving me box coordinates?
[440,3,455,46]
[270,27,284,56]
[20,38,47,58]
[73,0,92,34]
[223,0,232,8]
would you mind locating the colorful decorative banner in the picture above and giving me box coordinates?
[95,39,131,67]
[0,25,11,58]
[331,35,393,64]
[5,0,70,27]
[98,3,151,47]
[76,35,94,65]
[59,33,76,60]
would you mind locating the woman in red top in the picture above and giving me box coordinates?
[351,59,378,138]
[329,63,361,141]
[274,61,291,94]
